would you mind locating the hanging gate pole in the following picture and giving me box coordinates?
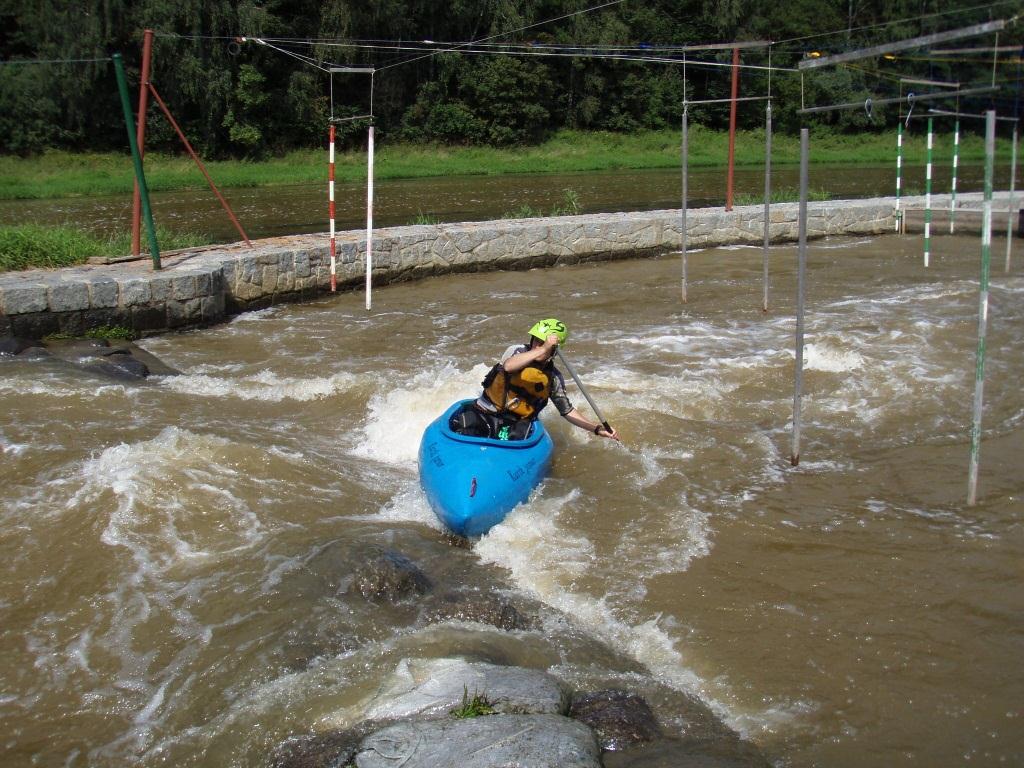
[1005,123,1018,273]
[924,117,933,266]
[328,124,337,292]
[895,122,904,233]
[725,47,740,211]
[791,128,809,467]
[967,110,996,506]
[950,119,960,233]
[681,106,689,303]
[763,101,772,312]
[365,124,375,311]
[131,28,154,257]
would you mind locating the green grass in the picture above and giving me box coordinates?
[0,127,1007,202]
[733,186,832,205]
[0,224,212,272]
[450,687,496,719]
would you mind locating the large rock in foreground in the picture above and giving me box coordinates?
[355,714,601,768]
[362,657,569,721]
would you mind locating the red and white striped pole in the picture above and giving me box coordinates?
[328,124,337,292]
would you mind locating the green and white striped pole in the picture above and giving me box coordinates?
[895,122,904,232]
[924,117,933,266]
[950,119,960,234]
[967,110,996,507]
[1005,123,1017,273]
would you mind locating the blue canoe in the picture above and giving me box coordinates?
[418,399,554,537]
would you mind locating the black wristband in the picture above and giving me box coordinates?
[594,425,601,435]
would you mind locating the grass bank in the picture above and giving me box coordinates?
[0,224,211,272]
[0,127,1006,201]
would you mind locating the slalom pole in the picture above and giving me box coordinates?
[1006,123,1018,273]
[763,100,772,313]
[895,122,904,232]
[554,348,613,435]
[131,28,154,257]
[681,105,689,303]
[967,110,996,506]
[329,124,337,292]
[791,128,808,467]
[924,116,933,266]
[950,119,960,234]
[365,123,375,310]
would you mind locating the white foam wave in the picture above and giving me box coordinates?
[803,342,864,372]
[353,362,487,466]
[160,370,363,402]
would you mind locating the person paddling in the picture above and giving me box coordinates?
[450,318,620,442]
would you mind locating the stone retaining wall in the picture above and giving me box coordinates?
[0,192,1002,338]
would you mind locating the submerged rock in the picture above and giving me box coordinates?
[0,336,43,356]
[349,550,432,604]
[423,589,536,631]
[569,689,661,751]
[270,730,361,768]
[360,657,569,722]
[601,737,772,768]
[355,714,601,768]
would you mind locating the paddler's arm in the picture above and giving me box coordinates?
[503,335,559,373]
[562,408,621,441]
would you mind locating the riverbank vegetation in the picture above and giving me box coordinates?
[2,1,1015,159]
[0,224,210,272]
[0,126,1008,201]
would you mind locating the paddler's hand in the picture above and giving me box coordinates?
[595,424,620,442]
[537,334,559,361]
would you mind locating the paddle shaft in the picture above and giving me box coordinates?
[554,348,612,433]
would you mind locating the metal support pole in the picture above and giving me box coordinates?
[131,28,154,257]
[725,47,740,211]
[763,101,772,312]
[113,54,160,270]
[967,110,996,506]
[895,122,904,232]
[791,128,808,467]
[681,107,689,303]
[924,117,933,266]
[950,119,960,233]
[147,83,252,247]
[365,124,375,311]
[1006,123,1018,272]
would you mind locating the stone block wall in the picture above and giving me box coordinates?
[0,194,971,339]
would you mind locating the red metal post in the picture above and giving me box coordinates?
[147,83,253,247]
[131,29,154,256]
[725,46,740,212]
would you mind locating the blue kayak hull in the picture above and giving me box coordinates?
[418,399,554,537]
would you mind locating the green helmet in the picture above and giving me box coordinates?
[528,318,568,346]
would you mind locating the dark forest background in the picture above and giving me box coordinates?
[1,0,1020,156]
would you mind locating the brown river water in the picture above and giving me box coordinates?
[2,228,1022,766]
[0,163,1009,242]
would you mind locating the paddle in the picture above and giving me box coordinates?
[554,348,614,436]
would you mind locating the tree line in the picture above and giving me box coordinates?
[1,0,1018,157]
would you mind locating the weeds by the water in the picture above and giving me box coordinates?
[0,224,212,272]
[410,211,441,225]
[502,188,581,219]
[733,186,832,205]
[450,686,496,719]
[45,325,136,342]
[1,128,1006,202]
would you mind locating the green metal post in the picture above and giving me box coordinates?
[112,53,160,270]
[967,110,995,506]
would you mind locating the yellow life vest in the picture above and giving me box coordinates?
[482,362,552,419]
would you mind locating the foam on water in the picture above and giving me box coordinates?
[160,369,366,402]
[803,342,864,373]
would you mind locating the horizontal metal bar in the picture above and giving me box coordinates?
[798,85,998,115]
[684,95,772,106]
[329,66,375,73]
[928,45,1023,55]
[899,77,959,88]
[329,113,374,123]
[799,19,1006,70]
[927,108,1019,122]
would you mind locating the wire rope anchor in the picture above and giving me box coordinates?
[905,92,915,127]
[864,98,874,122]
